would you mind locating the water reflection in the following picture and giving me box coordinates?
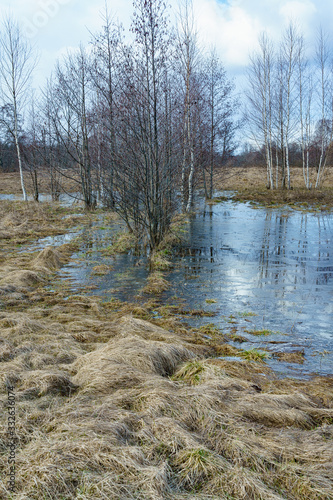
[59,219,150,301]
[166,201,333,377]
[50,196,332,378]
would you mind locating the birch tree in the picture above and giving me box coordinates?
[90,7,122,206]
[41,81,63,201]
[297,33,312,189]
[23,95,41,202]
[0,16,37,201]
[246,32,274,188]
[177,0,200,211]
[279,23,300,189]
[315,28,333,188]
[204,48,235,198]
[51,46,97,209]
[112,0,178,249]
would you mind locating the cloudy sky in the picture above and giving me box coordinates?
[0,0,332,92]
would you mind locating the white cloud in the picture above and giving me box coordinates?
[1,0,333,91]
[193,0,261,66]
[279,0,317,22]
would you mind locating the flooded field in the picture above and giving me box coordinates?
[0,192,78,205]
[52,197,333,378]
[166,201,333,377]
[1,193,333,499]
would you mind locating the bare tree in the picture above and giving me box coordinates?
[103,0,179,249]
[177,0,200,211]
[22,95,41,201]
[297,33,313,189]
[203,48,236,198]
[246,32,275,188]
[90,6,123,206]
[279,23,300,189]
[0,16,37,200]
[50,46,97,209]
[246,25,304,190]
[315,28,333,188]
[40,80,63,201]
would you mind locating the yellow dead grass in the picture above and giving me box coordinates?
[0,201,332,499]
[32,246,63,272]
[142,271,170,295]
[0,269,43,288]
[215,164,333,191]
[1,306,332,499]
[72,332,197,396]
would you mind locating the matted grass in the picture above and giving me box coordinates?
[0,200,332,499]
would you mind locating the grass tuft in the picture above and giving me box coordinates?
[172,359,206,385]
[239,348,271,362]
[142,272,170,295]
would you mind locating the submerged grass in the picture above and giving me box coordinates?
[245,328,276,336]
[237,311,258,317]
[142,271,170,295]
[150,250,173,271]
[239,348,271,362]
[102,231,136,255]
[0,199,332,499]
[205,298,217,304]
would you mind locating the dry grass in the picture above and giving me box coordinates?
[157,214,190,251]
[273,350,306,364]
[216,164,333,189]
[0,200,87,264]
[32,246,63,272]
[102,231,136,255]
[0,170,78,195]
[1,300,332,499]
[0,200,332,499]
[150,251,173,271]
[142,271,170,295]
[91,264,113,276]
[214,165,333,207]
[0,269,43,288]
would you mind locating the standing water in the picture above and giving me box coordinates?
[57,197,333,378]
[165,199,333,377]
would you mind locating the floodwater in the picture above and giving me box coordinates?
[0,192,79,205]
[58,220,150,299]
[12,192,332,378]
[165,200,333,378]
[56,197,333,378]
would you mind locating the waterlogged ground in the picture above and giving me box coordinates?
[50,197,332,378]
[57,219,150,298]
[166,200,333,377]
[0,192,78,204]
[16,194,332,378]
[2,181,333,499]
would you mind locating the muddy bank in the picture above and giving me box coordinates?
[0,203,332,499]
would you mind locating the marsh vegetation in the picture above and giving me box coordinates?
[0,183,332,498]
[1,0,333,497]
